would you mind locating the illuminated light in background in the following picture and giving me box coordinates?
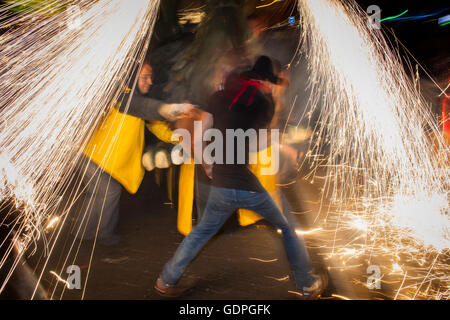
[0,0,160,295]
[297,0,449,299]
[277,228,323,235]
[443,86,450,136]
[439,14,450,25]
[256,0,282,9]
[379,9,408,22]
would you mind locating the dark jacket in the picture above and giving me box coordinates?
[205,72,275,192]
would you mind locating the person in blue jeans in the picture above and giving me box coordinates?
[155,56,326,298]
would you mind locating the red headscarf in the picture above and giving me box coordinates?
[228,78,269,110]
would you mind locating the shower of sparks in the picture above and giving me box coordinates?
[0,0,160,294]
[297,0,449,299]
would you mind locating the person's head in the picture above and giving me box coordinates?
[241,55,283,91]
[137,62,153,95]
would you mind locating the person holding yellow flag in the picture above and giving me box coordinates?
[77,60,196,246]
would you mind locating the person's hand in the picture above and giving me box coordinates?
[158,103,195,121]
[174,108,213,165]
[174,107,213,131]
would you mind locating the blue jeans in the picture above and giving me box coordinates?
[161,186,315,288]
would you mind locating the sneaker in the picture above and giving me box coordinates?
[154,276,193,298]
[291,273,328,300]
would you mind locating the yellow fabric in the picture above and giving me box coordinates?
[237,153,282,226]
[146,121,176,144]
[177,146,281,235]
[83,108,145,194]
[177,162,196,235]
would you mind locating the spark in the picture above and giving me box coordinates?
[295,227,323,235]
[287,290,304,297]
[0,0,160,295]
[387,9,449,22]
[438,14,450,26]
[44,216,60,231]
[394,272,408,300]
[297,0,449,299]
[331,294,351,300]
[256,0,281,9]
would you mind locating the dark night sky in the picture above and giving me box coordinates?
[354,0,449,77]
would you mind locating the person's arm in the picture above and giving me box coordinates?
[120,92,195,122]
[120,93,165,120]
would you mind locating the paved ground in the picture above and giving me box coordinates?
[14,168,336,300]
[3,166,383,300]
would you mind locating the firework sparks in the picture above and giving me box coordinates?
[0,0,447,300]
[297,0,449,299]
[0,0,160,294]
